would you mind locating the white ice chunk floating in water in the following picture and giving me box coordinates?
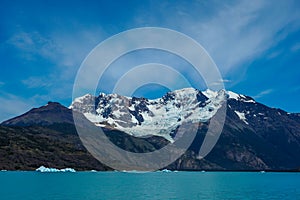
[36,166,76,173]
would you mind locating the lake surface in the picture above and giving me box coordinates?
[0,171,299,200]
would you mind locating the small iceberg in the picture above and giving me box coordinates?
[161,169,172,173]
[60,168,76,172]
[36,166,76,173]
[120,170,145,173]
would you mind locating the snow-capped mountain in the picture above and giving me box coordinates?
[70,88,228,141]
[70,88,261,142]
[2,88,300,171]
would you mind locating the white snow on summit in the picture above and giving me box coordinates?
[227,91,247,100]
[227,91,255,103]
[227,91,240,100]
[71,88,227,142]
[203,89,218,99]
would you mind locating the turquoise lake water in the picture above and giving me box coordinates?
[0,171,299,200]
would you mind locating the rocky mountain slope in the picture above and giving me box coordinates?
[1,88,300,171]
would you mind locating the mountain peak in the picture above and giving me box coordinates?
[1,102,73,127]
[70,88,227,142]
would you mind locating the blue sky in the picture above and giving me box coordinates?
[0,0,300,122]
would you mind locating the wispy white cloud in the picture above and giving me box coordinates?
[253,89,274,99]
[113,63,192,96]
[3,0,300,104]
[185,1,300,74]
[7,31,58,61]
[219,79,231,83]
[266,50,283,60]
[134,0,300,80]
[210,78,232,86]
[7,27,104,69]
[291,43,300,52]
[6,26,106,102]
[22,76,52,88]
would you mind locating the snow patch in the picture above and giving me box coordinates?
[243,99,255,103]
[203,89,218,99]
[226,91,255,103]
[69,94,94,109]
[234,111,249,125]
[227,91,240,100]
